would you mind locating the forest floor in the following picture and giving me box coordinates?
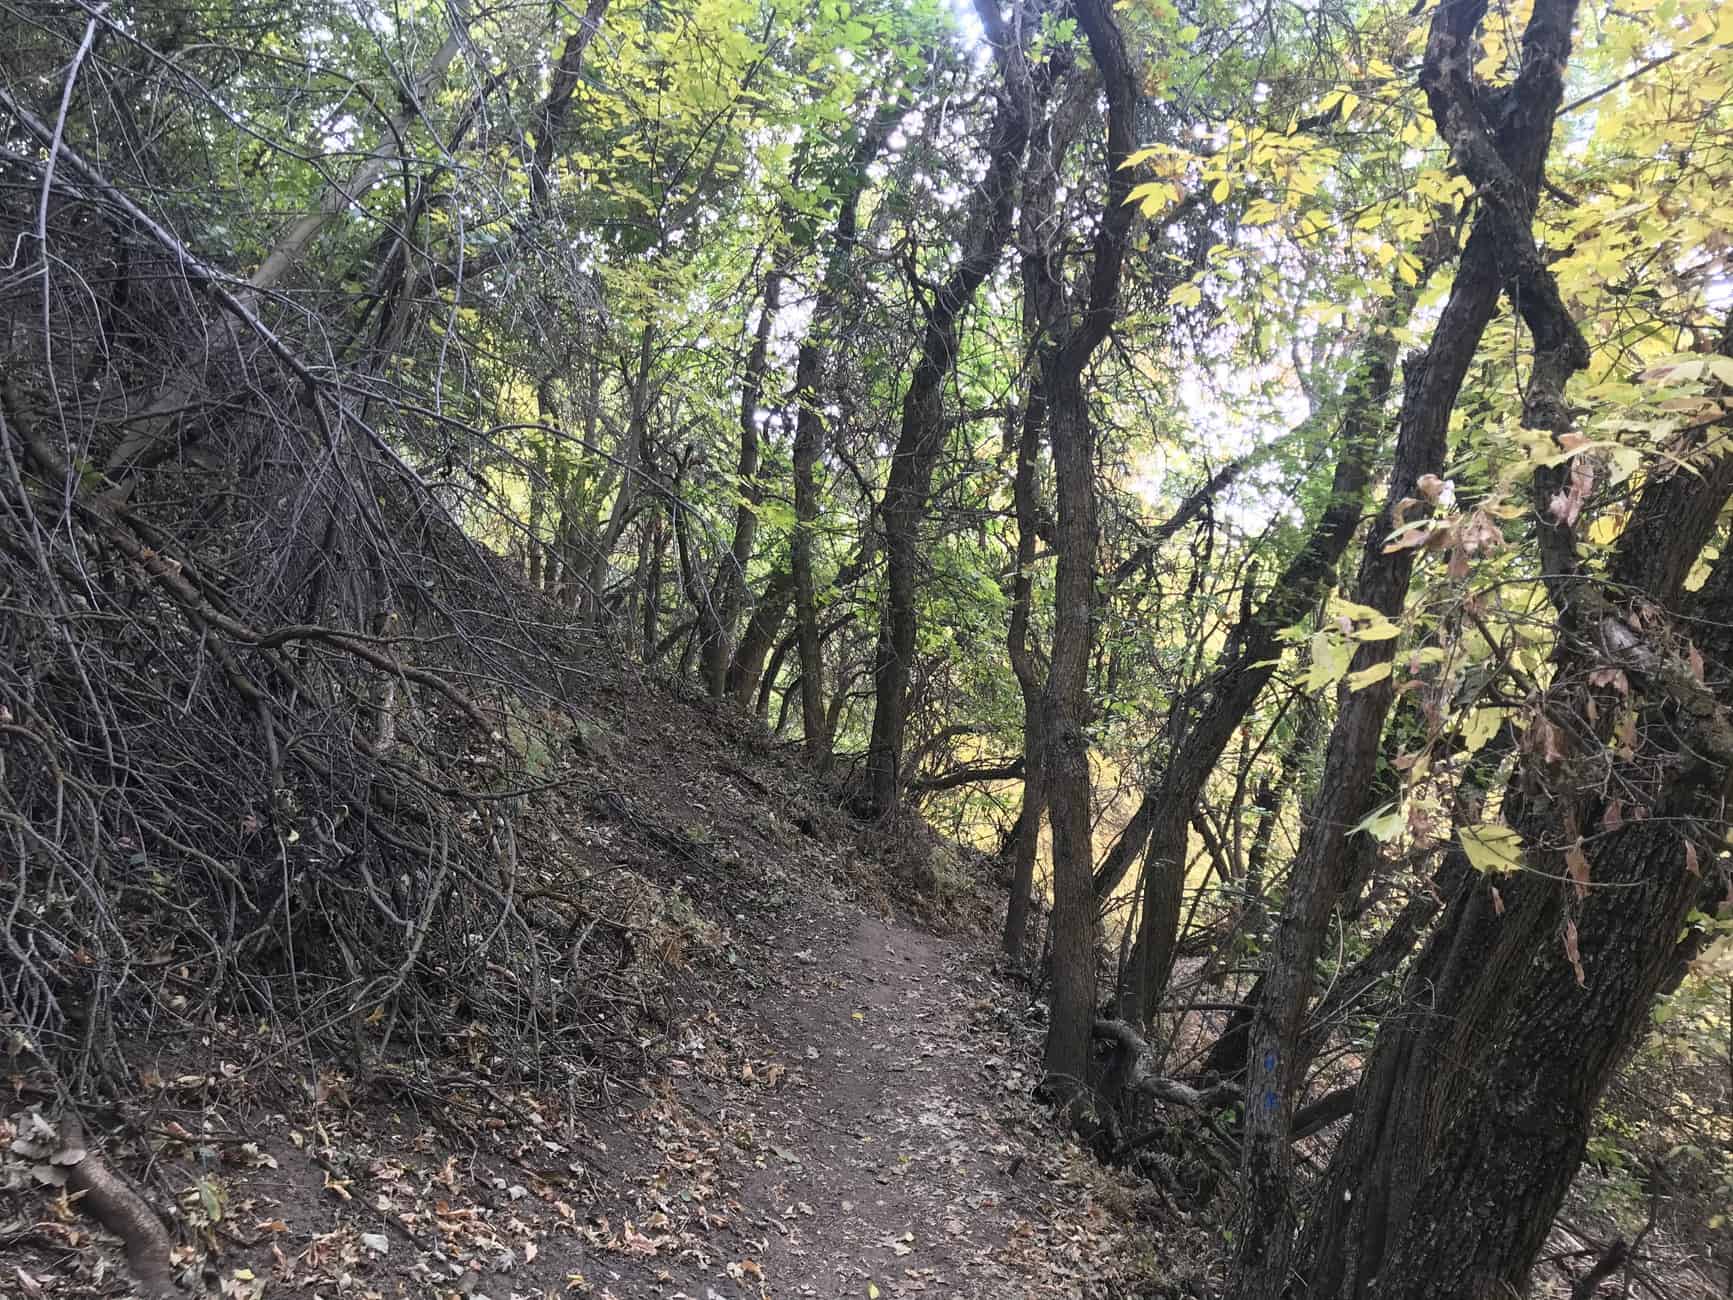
[1,668,1170,1300]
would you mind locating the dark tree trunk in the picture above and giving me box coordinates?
[1001,54,1076,963]
[727,565,793,705]
[585,325,655,624]
[1003,390,1049,962]
[1242,696,1319,945]
[702,268,782,698]
[860,0,1035,816]
[792,110,897,761]
[1040,0,1139,1102]
[640,506,665,662]
[1229,0,1595,1288]
[1293,315,1733,1300]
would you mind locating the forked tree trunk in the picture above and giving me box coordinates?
[1228,0,1595,1287]
[1289,318,1733,1300]
[1039,0,1139,1099]
[702,268,783,698]
[1001,58,1076,961]
[792,108,899,759]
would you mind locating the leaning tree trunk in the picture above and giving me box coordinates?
[791,109,898,760]
[1294,308,1733,1299]
[1228,0,1596,1289]
[702,267,782,698]
[1001,57,1078,960]
[1114,299,1416,1023]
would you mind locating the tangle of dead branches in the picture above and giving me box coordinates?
[0,0,651,1093]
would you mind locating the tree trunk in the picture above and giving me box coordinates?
[1001,54,1078,961]
[728,565,794,705]
[1226,0,1615,1296]
[1294,315,1733,1300]
[640,505,665,661]
[586,325,655,624]
[860,0,1035,816]
[1039,0,1139,1102]
[792,111,897,759]
[703,268,783,698]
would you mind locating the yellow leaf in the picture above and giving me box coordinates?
[1304,630,1355,692]
[1242,198,1282,225]
[1346,660,1392,690]
[1351,621,1400,641]
[1459,823,1524,874]
[1211,176,1231,203]
[1462,707,1504,753]
[1350,801,1404,842]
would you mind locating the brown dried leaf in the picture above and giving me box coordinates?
[1684,839,1700,877]
[1423,521,1458,552]
[1382,522,1430,553]
[1587,666,1629,694]
[1565,841,1591,901]
[1563,919,1586,987]
[1551,458,1596,528]
[1529,716,1568,765]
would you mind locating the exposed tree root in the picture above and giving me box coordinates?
[57,1113,185,1299]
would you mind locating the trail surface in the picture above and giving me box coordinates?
[593,896,1123,1299]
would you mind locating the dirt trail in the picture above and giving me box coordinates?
[592,896,1121,1300]
[2,705,1145,1300]
[0,895,1142,1300]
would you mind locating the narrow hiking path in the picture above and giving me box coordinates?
[592,894,1140,1299]
[0,896,1155,1300]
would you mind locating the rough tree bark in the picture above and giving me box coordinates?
[1228,0,1627,1291]
[791,107,900,760]
[1001,55,1080,961]
[1290,321,1733,1300]
[701,266,783,698]
[1039,0,1139,1102]
[859,0,1036,816]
